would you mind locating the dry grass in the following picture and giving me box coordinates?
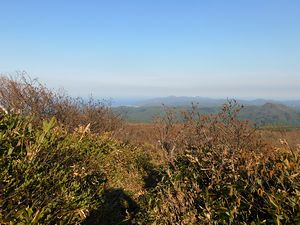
[120,118,300,149]
[261,128,300,148]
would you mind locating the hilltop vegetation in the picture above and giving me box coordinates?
[0,75,300,224]
[136,96,300,108]
[0,74,122,133]
[240,103,300,127]
[115,103,300,126]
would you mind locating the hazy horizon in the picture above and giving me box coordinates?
[1,1,300,99]
[105,95,300,107]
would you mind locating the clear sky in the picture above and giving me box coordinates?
[1,0,300,99]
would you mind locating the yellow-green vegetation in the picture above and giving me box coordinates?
[0,113,152,224]
[0,114,105,223]
[0,76,299,224]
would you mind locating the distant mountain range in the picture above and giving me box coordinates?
[238,103,300,127]
[114,98,300,126]
[135,96,300,108]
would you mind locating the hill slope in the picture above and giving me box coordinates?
[240,103,300,126]
[115,103,300,126]
[136,96,300,108]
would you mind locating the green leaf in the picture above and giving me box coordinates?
[7,147,13,156]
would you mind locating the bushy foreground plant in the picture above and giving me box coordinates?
[142,102,300,224]
[0,113,110,224]
[0,112,155,224]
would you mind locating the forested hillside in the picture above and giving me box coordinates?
[115,103,300,126]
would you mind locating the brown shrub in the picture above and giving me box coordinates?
[154,101,270,165]
[139,101,300,224]
[0,73,123,133]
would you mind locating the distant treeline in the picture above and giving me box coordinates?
[115,103,300,126]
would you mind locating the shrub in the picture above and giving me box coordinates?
[0,113,108,224]
[143,101,300,224]
[0,111,154,224]
[0,73,123,133]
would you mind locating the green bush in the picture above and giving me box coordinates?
[0,113,107,224]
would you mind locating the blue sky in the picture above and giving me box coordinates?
[1,0,300,99]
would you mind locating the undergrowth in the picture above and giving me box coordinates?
[142,102,300,224]
[0,76,299,224]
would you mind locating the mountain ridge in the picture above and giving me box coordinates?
[135,96,300,108]
[115,102,300,126]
